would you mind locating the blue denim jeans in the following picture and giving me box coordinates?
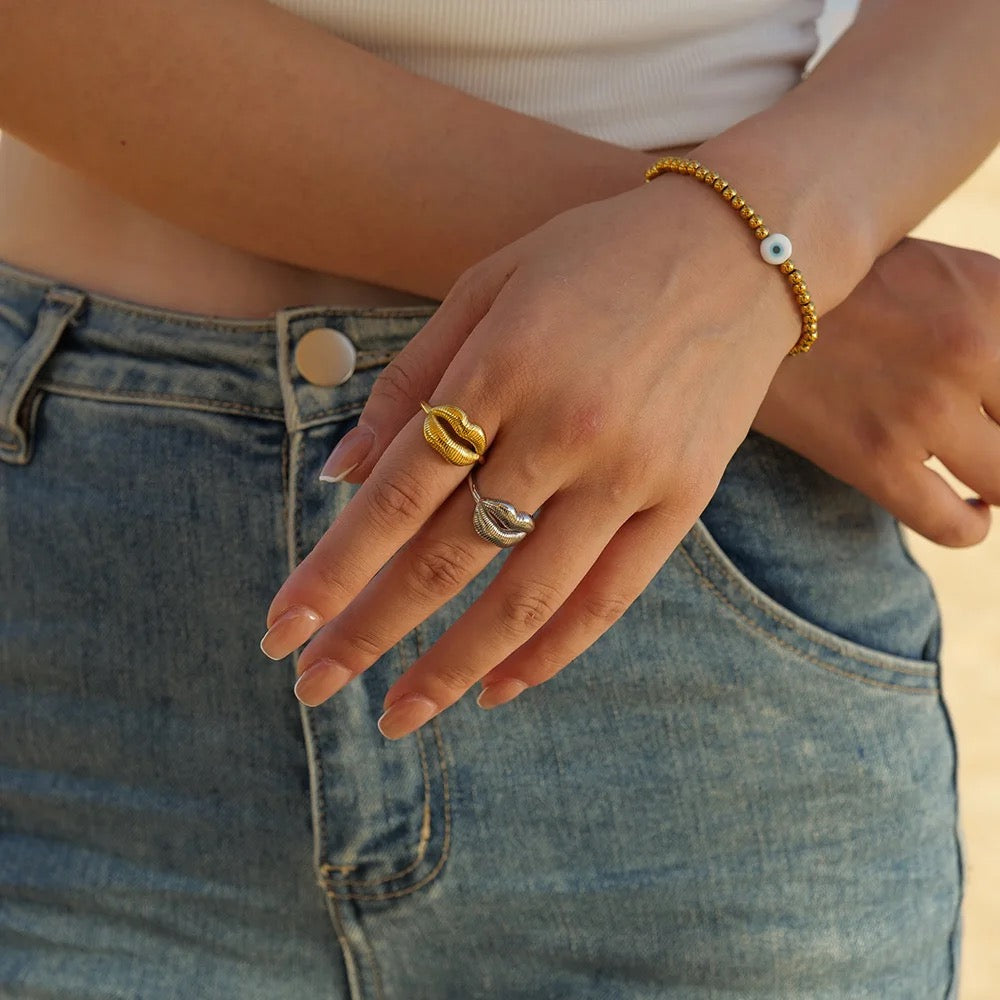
[0,254,963,999]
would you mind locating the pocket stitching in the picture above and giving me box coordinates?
[678,529,937,693]
[687,522,936,676]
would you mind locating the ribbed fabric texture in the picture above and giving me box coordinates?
[268,0,823,148]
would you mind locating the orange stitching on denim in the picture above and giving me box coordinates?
[318,717,431,885]
[41,294,436,331]
[36,378,389,427]
[688,525,937,677]
[289,430,340,883]
[678,543,936,695]
[35,378,285,419]
[0,439,18,451]
[321,626,437,887]
[321,715,453,901]
[321,624,453,901]
[353,351,399,371]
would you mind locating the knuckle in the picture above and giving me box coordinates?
[464,345,530,406]
[370,358,420,409]
[548,397,613,452]
[932,310,993,369]
[497,581,562,638]
[430,660,480,695]
[451,260,489,301]
[341,628,385,661]
[405,538,477,599]
[855,413,902,465]
[578,591,632,628]
[307,562,356,610]
[365,470,428,529]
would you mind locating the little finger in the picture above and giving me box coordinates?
[880,459,991,547]
[476,504,679,706]
[932,411,1000,506]
[376,488,629,738]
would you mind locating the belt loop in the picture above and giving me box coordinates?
[0,287,87,466]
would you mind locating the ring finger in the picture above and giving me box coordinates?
[294,475,625,730]
[292,461,555,703]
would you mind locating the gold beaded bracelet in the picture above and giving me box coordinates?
[643,157,818,355]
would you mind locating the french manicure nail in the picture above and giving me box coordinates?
[294,658,354,706]
[259,604,323,660]
[319,425,375,483]
[476,679,528,710]
[377,693,438,740]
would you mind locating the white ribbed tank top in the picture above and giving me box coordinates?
[268,0,824,148]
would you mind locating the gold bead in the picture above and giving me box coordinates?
[643,155,816,358]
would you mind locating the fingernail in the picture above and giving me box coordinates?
[319,425,375,483]
[259,604,323,660]
[476,679,528,710]
[377,693,438,740]
[294,658,354,706]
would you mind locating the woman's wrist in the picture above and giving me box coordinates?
[680,130,881,320]
[683,0,1000,321]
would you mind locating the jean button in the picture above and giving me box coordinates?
[294,327,357,386]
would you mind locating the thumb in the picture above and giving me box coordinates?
[318,254,518,485]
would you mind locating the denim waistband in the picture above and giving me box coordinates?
[0,255,440,462]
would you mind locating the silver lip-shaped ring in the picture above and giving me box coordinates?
[467,470,536,548]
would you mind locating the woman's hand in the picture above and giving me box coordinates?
[754,237,1000,547]
[260,180,799,736]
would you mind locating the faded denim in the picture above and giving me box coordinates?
[0,254,963,999]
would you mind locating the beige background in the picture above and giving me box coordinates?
[907,152,1000,1000]
[815,6,999,995]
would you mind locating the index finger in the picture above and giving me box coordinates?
[260,400,497,659]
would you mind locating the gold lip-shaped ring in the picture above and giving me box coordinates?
[420,401,488,466]
[467,470,536,548]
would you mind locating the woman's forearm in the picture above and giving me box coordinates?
[687,0,999,317]
[0,0,651,300]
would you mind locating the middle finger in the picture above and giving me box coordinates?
[292,459,556,704]
[294,464,622,710]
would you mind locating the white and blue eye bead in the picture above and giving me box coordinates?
[760,233,792,265]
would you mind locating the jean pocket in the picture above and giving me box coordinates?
[678,516,941,693]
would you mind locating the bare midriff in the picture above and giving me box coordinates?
[0,132,692,319]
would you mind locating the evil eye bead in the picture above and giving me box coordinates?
[761,233,793,265]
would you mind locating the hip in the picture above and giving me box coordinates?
[0,252,964,998]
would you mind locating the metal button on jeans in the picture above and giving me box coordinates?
[294,327,357,386]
